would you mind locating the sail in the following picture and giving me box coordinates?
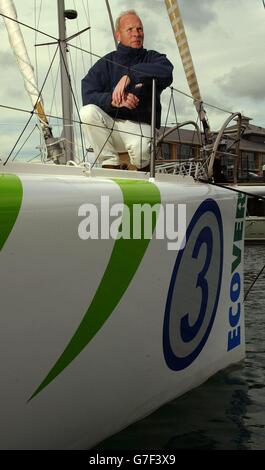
[164,0,210,135]
[0,0,48,122]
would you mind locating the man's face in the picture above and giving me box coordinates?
[116,14,144,48]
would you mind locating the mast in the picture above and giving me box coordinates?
[57,0,76,162]
[164,0,210,140]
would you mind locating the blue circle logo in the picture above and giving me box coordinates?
[163,199,224,370]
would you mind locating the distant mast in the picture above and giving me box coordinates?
[57,0,77,162]
[164,0,210,140]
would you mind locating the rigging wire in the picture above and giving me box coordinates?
[198,179,265,203]
[34,0,43,88]
[0,11,58,41]
[0,103,151,139]
[1,6,264,285]
[34,0,38,87]
[190,113,201,158]
[196,179,265,300]
[27,152,43,163]
[244,263,265,301]
[1,5,264,291]
[81,0,93,68]
[172,93,181,143]
[0,12,246,165]
[3,44,59,165]
[170,86,234,116]
[47,45,61,131]
[158,89,174,156]
[11,124,39,161]
[72,0,87,75]
[105,0,118,48]
[57,41,86,161]
[68,50,82,112]
[4,112,35,165]
[68,49,82,161]
[67,40,243,116]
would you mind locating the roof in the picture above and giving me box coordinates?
[159,122,265,153]
[227,122,265,137]
[239,139,265,153]
[159,125,203,145]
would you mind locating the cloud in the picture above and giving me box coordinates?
[216,63,265,102]
[179,0,247,30]
[178,0,218,30]
[0,51,17,68]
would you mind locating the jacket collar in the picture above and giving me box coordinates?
[117,43,145,57]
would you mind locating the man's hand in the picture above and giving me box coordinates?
[112,75,130,105]
[112,92,139,109]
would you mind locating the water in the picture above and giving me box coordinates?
[97,245,265,450]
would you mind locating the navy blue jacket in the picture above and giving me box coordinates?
[81,43,173,128]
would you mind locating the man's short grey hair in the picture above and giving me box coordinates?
[115,10,141,32]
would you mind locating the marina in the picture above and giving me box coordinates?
[0,0,264,450]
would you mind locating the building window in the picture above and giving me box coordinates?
[159,143,171,160]
[177,144,195,159]
[241,152,255,171]
[222,154,234,179]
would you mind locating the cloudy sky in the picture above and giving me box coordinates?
[0,0,265,160]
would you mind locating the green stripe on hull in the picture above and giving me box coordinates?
[0,174,23,251]
[31,179,161,399]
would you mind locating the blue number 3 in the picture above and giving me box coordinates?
[181,226,213,342]
[163,199,223,371]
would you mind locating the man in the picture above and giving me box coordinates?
[80,10,173,170]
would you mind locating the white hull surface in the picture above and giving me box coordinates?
[0,163,246,449]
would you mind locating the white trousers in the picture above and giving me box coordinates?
[80,104,151,169]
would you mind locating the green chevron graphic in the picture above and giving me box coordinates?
[30,178,161,399]
[0,174,23,251]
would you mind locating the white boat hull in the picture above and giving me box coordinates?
[0,163,246,449]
